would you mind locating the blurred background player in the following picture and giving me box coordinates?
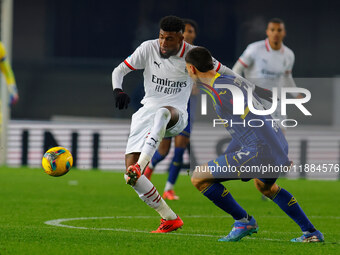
[187,46,324,243]
[144,19,199,200]
[0,41,18,106]
[232,18,301,133]
[0,41,19,151]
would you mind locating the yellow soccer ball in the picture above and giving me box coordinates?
[42,147,73,177]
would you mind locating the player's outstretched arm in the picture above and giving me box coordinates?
[112,61,135,90]
[111,42,148,109]
[254,85,273,102]
[232,60,246,76]
[111,62,133,109]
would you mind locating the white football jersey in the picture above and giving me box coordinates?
[237,39,295,91]
[112,39,226,114]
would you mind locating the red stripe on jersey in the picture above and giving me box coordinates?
[265,39,270,52]
[179,42,186,57]
[238,58,248,68]
[215,62,221,72]
[124,59,136,70]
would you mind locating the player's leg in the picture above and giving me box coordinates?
[124,107,183,232]
[144,138,172,180]
[125,152,182,232]
[163,134,189,200]
[254,178,324,242]
[163,105,192,200]
[191,149,259,242]
[135,106,178,172]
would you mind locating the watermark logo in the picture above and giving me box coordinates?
[199,84,311,128]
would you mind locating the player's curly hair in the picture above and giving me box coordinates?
[160,16,185,33]
[185,47,214,72]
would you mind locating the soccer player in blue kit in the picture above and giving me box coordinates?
[185,47,324,242]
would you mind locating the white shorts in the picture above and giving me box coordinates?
[125,106,188,154]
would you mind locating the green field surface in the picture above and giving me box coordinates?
[0,167,339,254]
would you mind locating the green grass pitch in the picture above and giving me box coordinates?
[0,166,339,254]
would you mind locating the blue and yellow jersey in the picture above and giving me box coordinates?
[0,41,16,86]
[210,74,289,166]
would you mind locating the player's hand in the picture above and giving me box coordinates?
[8,84,19,105]
[113,88,130,109]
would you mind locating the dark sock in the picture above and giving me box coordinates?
[202,183,248,220]
[151,150,166,167]
[167,147,185,185]
[272,187,316,233]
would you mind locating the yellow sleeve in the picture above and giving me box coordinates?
[0,41,16,85]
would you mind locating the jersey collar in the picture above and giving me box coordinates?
[176,41,186,58]
[265,38,285,53]
[210,73,221,87]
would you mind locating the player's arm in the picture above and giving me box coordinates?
[0,42,18,105]
[212,59,273,103]
[280,51,302,98]
[112,42,147,109]
[212,58,243,78]
[231,61,246,76]
[232,44,254,76]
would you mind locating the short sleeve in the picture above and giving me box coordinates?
[124,41,149,70]
[238,44,255,68]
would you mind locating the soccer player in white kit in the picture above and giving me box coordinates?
[111,16,234,233]
[232,18,300,129]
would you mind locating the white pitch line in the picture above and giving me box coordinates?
[44,215,339,243]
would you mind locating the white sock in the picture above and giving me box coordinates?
[132,175,176,220]
[164,181,174,192]
[155,199,177,220]
[137,108,171,171]
[137,152,151,172]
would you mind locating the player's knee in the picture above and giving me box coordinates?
[254,179,277,198]
[157,107,171,119]
[261,189,274,198]
[191,175,200,189]
[191,173,211,192]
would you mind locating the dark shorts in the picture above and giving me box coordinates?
[207,145,288,184]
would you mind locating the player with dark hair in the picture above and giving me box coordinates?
[112,16,235,232]
[143,18,199,200]
[233,18,301,132]
[185,46,324,243]
[182,19,198,45]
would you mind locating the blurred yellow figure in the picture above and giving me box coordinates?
[0,41,18,105]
